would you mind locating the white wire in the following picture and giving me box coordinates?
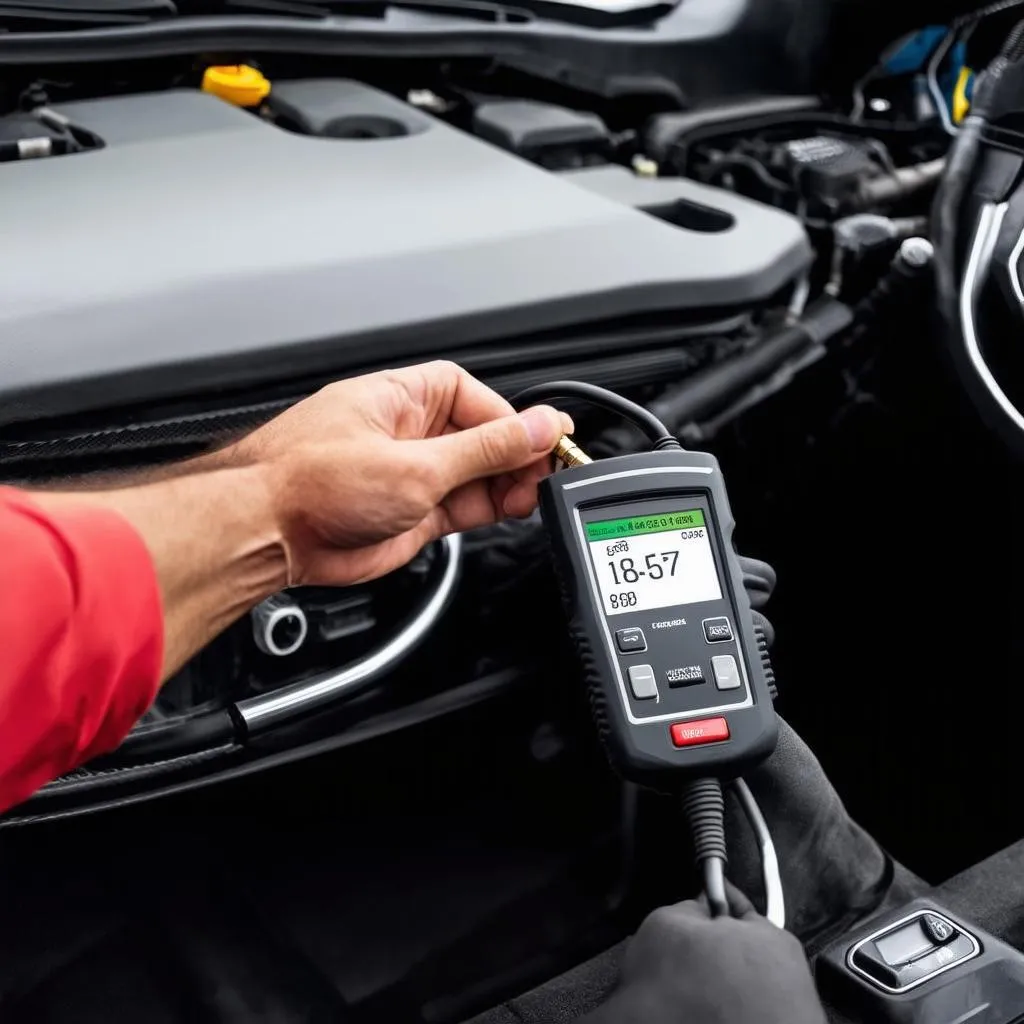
[927,28,959,136]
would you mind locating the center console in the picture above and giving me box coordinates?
[818,899,1024,1023]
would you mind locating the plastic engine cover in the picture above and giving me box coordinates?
[0,81,811,426]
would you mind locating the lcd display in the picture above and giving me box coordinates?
[586,509,723,616]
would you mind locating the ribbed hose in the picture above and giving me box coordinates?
[960,0,1024,27]
[1002,17,1024,61]
[681,777,729,917]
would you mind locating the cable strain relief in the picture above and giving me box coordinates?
[652,435,683,452]
[680,777,727,865]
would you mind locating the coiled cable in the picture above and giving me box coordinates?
[681,777,729,917]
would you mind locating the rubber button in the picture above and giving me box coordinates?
[615,627,647,654]
[670,717,730,747]
[712,655,742,691]
[628,664,658,701]
[921,914,957,945]
[703,617,733,643]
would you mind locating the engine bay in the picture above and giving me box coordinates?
[0,82,810,425]
[8,1,1024,1022]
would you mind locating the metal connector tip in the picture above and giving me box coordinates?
[554,435,593,468]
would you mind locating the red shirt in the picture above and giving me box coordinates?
[0,488,163,813]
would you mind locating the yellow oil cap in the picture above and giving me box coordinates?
[202,65,271,107]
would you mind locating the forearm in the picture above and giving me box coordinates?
[32,465,289,679]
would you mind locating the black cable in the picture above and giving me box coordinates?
[680,776,729,917]
[510,381,680,450]
[703,859,729,918]
[703,152,791,195]
[646,299,854,432]
[842,239,935,352]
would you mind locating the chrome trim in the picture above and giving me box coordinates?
[563,467,713,491]
[251,595,309,657]
[846,911,980,994]
[237,534,463,733]
[1009,219,1024,312]
[733,779,784,929]
[959,202,1024,436]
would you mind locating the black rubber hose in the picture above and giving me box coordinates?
[856,159,946,210]
[681,776,729,917]
[1003,17,1024,61]
[510,381,679,450]
[843,239,935,351]
[95,707,240,766]
[648,299,854,431]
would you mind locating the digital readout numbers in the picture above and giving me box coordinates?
[588,516,722,616]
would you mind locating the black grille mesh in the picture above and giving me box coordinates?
[0,320,735,479]
[0,397,291,468]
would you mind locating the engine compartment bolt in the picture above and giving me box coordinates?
[899,237,935,268]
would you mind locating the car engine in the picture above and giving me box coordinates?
[8,6,1024,1019]
[0,55,949,817]
[0,69,838,806]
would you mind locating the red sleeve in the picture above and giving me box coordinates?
[0,487,163,814]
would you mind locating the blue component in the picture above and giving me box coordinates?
[881,26,948,76]
[939,40,968,104]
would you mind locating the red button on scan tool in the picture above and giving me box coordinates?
[670,717,730,748]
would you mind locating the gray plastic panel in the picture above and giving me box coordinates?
[0,83,810,426]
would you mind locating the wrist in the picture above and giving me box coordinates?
[186,463,291,600]
[240,462,294,593]
[129,463,290,676]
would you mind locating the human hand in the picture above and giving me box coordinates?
[228,361,571,586]
[587,886,826,1024]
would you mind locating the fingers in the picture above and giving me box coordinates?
[445,478,506,533]
[410,361,516,433]
[694,881,759,922]
[423,405,564,495]
[501,466,547,519]
[302,515,443,585]
[723,882,760,921]
[397,362,573,439]
[447,364,517,429]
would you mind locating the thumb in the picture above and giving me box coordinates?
[425,405,564,491]
[723,881,760,921]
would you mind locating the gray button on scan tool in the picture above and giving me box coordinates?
[628,664,658,700]
[711,655,742,691]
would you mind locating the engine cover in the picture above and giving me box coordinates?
[0,81,810,426]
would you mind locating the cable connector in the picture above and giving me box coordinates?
[554,435,593,469]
